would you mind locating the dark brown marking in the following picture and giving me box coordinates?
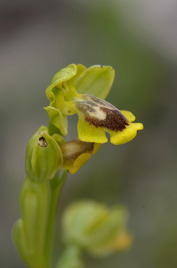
[85,106,128,131]
[76,95,129,132]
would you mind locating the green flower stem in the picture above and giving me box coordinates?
[56,244,84,268]
[13,171,67,268]
[44,170,67,268]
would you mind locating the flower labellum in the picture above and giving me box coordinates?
[76,95,129,132]
[76,94,143,145]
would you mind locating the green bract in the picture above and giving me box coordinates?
[25,126,63,182]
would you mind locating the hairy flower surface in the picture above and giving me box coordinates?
[45,64,143,172]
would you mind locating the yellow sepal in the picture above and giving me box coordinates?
[64,152,92,174]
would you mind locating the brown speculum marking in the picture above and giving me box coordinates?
[76,95,129,132]
[86,106,128,131]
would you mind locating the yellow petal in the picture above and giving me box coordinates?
[92,143,102,154]
[65,152,92,174]
[77,117,108,143]
[61,141,101,174]
[121,110,136,122]
[68,143,101,174]
[110,122,144,145]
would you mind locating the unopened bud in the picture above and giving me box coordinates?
[25,126,63,181]
[62,201,132,256]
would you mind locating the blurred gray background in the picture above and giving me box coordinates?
[1,0,177,267]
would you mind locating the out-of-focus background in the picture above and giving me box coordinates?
[1,0,177,267]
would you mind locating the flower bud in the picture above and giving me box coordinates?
[25,126,63,181]
[62,201,132,257]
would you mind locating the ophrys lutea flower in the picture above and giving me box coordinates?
[45,64,143,173]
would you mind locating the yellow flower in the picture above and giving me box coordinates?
[45,64,143,173]
[61,139,101,174]
[45,64,115,136]
[45,64,143,144]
